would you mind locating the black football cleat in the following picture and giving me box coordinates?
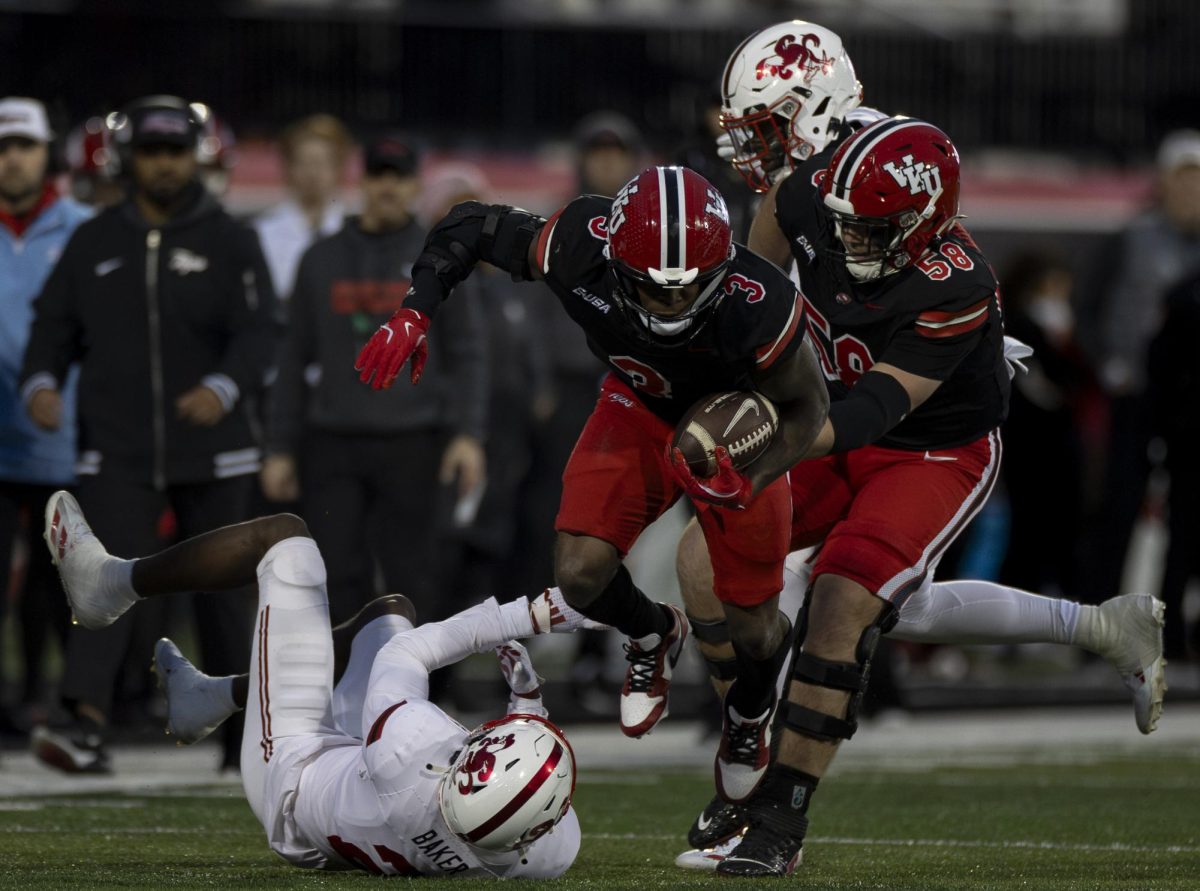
[688,794,749,849]
[716,818,804,878]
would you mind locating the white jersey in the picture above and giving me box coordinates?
[247,583,579,879]
[292,699,578,877]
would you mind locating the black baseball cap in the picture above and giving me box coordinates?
[113,96,199,149]
[364,136,419,177]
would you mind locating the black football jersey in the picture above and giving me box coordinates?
[773,156,1010,450]
[532,195,806,423]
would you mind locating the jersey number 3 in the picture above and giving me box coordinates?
[609,355,672,398]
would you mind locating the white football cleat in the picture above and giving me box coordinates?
[154,638,238,745]
[715,695,776,803]
[1090,593,1167,734]
[43,490,137,630]
[619,604,689,738]
[675,832,745,872]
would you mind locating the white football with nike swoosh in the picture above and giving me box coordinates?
[673,391,778,478]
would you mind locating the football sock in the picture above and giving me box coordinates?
[750,764,819,834]
[891,579,1076,645]
[728,615,793,716]
[576,565,673,640]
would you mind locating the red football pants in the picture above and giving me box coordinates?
[556,375,791,606]
[789,430,1001,605]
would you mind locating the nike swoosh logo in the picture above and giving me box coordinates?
[923,451,958,462]
[382,325,395,344]
[696,813,713,831]
[723,398,761,439]
[94,257,123,277]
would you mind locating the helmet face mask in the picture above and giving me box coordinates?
[817,116,961,284]
[606,165,734,346]
[720,21,863,192]
[438,714,576,854]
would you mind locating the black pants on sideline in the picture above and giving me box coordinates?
[0,480,72,705]
[1161,462,1200,658]
[301,429,448,626]
[60,474,253,762]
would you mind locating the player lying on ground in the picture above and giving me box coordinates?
[43,491,590,878]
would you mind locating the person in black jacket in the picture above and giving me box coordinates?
[1148,268,1200,661]
[262,136,487,625]
[20,96,276,773]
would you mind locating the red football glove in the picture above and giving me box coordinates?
[669,445,753,510]
[355,307,431,390]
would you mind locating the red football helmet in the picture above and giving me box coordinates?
[818,116,961,282]
[606,165,734,342]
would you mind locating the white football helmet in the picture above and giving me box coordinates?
[439,714,576,852]
[720,21,863,191]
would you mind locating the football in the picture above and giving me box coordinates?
[672,391,779,479]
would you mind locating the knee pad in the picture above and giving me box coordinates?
[260,537,327,590]
[687,614,737,682]
[783,599,897,743]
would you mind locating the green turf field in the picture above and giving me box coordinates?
[2,751,1197,889]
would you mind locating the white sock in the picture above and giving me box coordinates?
[1069,604,1110,656]
[209,675,239,713]
[101,557,138,604]
[893,579,1078,646]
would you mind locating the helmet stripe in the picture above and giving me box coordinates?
[830,117,924,201]
[674,166,687,271]
[658,166,680,271]
[463,740,565,843]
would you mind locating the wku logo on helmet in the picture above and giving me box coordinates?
[704,187,730,225]
[882,154,943,197]
[755,34,833,83]
[609,181,638,236]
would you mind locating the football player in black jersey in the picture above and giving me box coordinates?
[672,22,1167,878]
[354,166,828,790]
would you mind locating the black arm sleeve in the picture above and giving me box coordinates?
[405,202,545,317]
[828,371,912,454]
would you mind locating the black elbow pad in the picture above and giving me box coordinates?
[414,202,544,292]
[478,205,543,282]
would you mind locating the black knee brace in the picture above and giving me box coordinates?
[783,592,898,743]
[688,614,738,682]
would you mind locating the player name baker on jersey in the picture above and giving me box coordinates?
[410,829,470,874]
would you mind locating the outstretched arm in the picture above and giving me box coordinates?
[355,202,546,389]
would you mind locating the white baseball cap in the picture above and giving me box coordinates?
[0,97,53,142]
[1157,129,1200,173]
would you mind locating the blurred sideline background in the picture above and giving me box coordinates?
[2,0,1199,751]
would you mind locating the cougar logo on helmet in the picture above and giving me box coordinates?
[439,715,577,853]
[454,733,515,794]
[756,34,832,83]
[883,155,943,197]
[720,21,863,191]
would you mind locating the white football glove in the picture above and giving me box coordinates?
[715,130,736,162]
[527,587,611,634]
[495,641,550,719]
